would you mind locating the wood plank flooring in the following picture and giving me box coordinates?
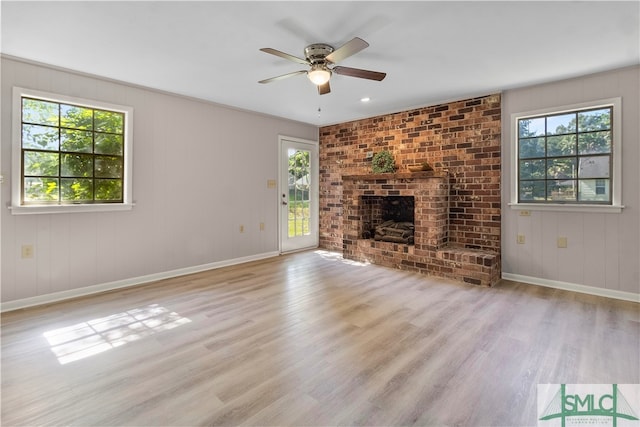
[1,250,638,426]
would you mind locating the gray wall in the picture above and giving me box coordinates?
[501,66,639,298]
[3,57,638,307]
[1,57,317,305]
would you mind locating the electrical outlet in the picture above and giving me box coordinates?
[519,210,531,216]
[366,152,373,159]
[517,235,525,244]
[557,237,568,248]
[21,244,34,259]
[239,225,244,233]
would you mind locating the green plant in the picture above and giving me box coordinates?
[371,150,396,173]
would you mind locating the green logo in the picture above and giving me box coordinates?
[538,384,639,427]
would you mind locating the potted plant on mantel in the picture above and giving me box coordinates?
[371,150,396,174]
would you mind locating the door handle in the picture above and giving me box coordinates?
[282,194,287,205]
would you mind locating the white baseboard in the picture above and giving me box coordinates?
[1,251,280,313]
[502,273,640,303]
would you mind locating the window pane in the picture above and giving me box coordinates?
[578,108,610,132]
[578,131,611,154]
[547,180,577,202]
[547,134,576,157]
[516,104,615,206]
[24,151,59,176]
[61,129,93,153]
[288,149,311,238]
[61,178,94,201]
[19,93,130,208]
[519,137,545,159]
[95,156,123,178]
[95,133,123,155]
[95,179,122,201]
[95,110,123,133]
[519,117,545,137]
[579,179,609,202]
[61,154,93,177]
[22,124,59,151]
[547,113,576,135]
[519,180,545,201]
[547,158,576,179]
[60,104,93,130]
[24,177,59,202]
[519,159,545,180]
[578,156,610,179]
[22,98,58,126]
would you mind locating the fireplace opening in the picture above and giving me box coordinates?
[361,196,415,244]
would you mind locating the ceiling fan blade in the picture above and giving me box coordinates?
[260,48,310,65]
[333,66,386,81]
[325,37,369,64]
[318,81,331,95]
[259,70,307,84]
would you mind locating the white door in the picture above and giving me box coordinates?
[279,136,318,253]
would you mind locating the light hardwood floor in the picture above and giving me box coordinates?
[1,250,638,426]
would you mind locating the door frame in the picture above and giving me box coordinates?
[278,135,319,254]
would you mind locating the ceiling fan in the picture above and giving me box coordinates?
[258,37,386,95]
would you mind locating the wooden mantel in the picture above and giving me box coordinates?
[342,171,448,181]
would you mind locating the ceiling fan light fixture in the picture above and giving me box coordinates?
[259,37,385,95]
[308,65,331,86]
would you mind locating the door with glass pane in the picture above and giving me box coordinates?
[279,136,318,253]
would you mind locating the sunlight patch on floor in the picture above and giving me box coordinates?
[43,304,191,365]
[314,250,370,267]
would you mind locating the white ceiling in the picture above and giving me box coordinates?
[2,1,639,126]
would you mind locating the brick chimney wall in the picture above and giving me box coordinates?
[319,94,501,255]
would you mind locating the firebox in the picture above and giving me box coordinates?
[360,196,415,244]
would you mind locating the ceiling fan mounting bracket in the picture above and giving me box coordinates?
[304,43,334,64]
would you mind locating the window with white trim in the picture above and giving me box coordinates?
[511,98,622,211]
[12,88,133,214]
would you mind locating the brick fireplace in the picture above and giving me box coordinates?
[342,172,499,286]
[319,93,502,286]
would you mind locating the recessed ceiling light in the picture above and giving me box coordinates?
[361,97,370,102]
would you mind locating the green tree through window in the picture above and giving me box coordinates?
[21,97,125,204]
[518,106,612,204]
[288,149,310,237]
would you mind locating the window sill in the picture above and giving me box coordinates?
[508,203,624,214]
[9,203,134,215]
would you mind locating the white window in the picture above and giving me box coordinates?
[11,87,133,214]
[510,98,623,213]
